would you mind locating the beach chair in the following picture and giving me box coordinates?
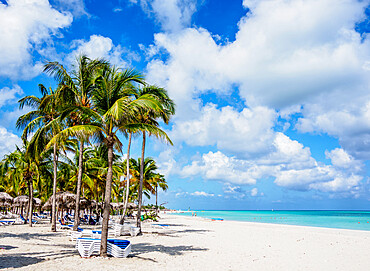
[70,229,95,241]
[107,239,131,258]
[113,223,140,237]
[76,238,101,257]
[76,238,131,258]
[0,220,15,225]
[57,219,79,230]
[20,215,38,224]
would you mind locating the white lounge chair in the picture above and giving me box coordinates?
[107,239,131,258]
[76,238,101,257]
[113,223,140,237]
[76,238,131,258]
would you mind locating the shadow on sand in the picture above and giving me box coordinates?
[0,249,76,269]
[130,242,208,262]
[0,232,63,242]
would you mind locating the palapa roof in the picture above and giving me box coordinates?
[0,192,13,203]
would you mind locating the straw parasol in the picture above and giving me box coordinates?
[34,198,42,206]
[42,200,51,210]
[127,202,137,209]
[65,197,90,209]
[0,192,13,204]
[13,195,30,206]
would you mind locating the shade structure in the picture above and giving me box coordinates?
[0,192,13,204]
[127,202,137,209]
[34,198,42,206]
[42,200,51,210]
[13,195,30,206]
[65,197,90,209]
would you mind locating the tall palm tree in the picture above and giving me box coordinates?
[127,157,159,199]
[16,84,63,231]
[46,65,167,256]
[152,173,168,214]
[44,55,107,231]
[132,86,175,230]
[3,142,39,226]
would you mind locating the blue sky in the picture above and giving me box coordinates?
[1,0,370,210]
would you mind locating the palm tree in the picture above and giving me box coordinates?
[3,141,39,226]
[152,173,168,214]
[132,85,175,230]
[127,157,159,199]
[16,84,63,231]
[44,55,107,231]
[46,65,167,256]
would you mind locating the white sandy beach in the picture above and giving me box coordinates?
[1,214,370,271]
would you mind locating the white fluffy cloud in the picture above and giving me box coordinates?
[52,0,88,17]
[250,188,258,197]
[171,105,276,157]
[136,0,198,32]
[0,0,73,79]
[68,35,139,67]
[296,100,370,159]
[145,0,370,163]
[191,191,214,197]
[0,127,21,158]
[144,0,370,197]
[0,86,23,108]
[180,133,363,194]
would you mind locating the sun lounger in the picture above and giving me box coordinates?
[107,239,131,258]
[113,223,140,237]
[20,215,37,224]
[70,229,95,241]
[0,220,15,225]
[57,220,82,231]
[33,213,47,219]
[76,238,131,258]
[76,238,101,257]
[70,228,114,241]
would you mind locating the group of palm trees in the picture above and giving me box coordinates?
[0,55,175,256]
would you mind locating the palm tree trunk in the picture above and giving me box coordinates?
[73,140,84,231]
[156,184,158,215]
[28,179,33,227]
[120,132,132,224]
[100,140,114,257]
[136,132,146,231]
[51,143,58,232]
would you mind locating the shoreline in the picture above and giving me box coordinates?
[169,210,370,232]
[169,213,370,233]
[1,213,370,270]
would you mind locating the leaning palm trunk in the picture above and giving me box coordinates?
[120,132,132,225]
[136,132,146,231]
[155,184,158,215]
[28,179,33,227]
[100,140,114,257]
[73,140,84,231]
[51,143,58,232]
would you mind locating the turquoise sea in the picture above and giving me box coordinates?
[174,210,370,231]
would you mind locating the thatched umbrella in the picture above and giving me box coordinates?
[60,192,76,204]
[65,197,89,209]
[110,202,119,210]
[0,192,13,204]
[34,198,42,206]
[14,195,30,206]
[13,195,32,216]
[127,202,137,209]
[42,200,52,211]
